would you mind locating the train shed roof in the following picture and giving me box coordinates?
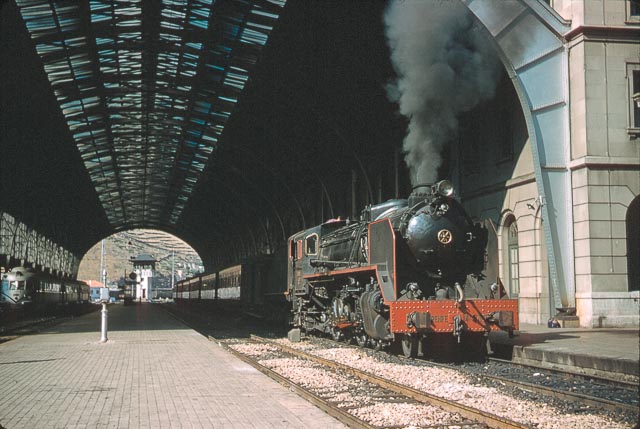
[13,0,286,230]
[1,1,402,269]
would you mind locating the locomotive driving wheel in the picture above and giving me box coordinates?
[401,333,419,358]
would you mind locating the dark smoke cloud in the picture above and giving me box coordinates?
[384,0,501,184]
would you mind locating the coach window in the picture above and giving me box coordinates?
[305,234,318,256]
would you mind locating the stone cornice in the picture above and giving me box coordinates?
[569,156,640,170]
[565,25,640,43]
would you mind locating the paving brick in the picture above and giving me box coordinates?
[0,303,346,428]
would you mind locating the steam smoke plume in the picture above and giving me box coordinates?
[384,0,501,184]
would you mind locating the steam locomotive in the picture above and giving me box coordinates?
[286,181,518,357]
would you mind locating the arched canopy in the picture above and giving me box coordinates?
[458,0,573,309]
[1,1,405,271]
[13,0,286,229]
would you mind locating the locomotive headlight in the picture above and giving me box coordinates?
[435,180,454,197]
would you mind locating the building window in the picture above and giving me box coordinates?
[629,64,640,136]
[628,0,640,19]
[627,196,640,292]
[508,222,520,297]
[503,216,520,298]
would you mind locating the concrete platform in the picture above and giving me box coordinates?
[0,303,346,429]
[489,323,640,383]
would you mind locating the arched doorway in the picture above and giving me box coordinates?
[627,196,640,292]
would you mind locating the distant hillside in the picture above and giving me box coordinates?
[77,229,203,288]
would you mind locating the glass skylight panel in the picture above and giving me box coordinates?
[222,77,244,90]
[160,21,183,31]
[239,27,268,45]
[190,6,209,19]
[118,32,142,41]
[35,42,63,55]
[201,135,218,144]
[189,18,208,30]
[16,0,287,228]
[74,131,94,140]
[115,3,141,17]
[96,38,114,47]
[266,0,286,7]
[200,140,218,150]
[183,51,199,63]
[159,32,182,43]
[217,95,237,103]
[250,9,278,21]
[45,62,70,75]
[91,11,111,23]
[182,58,197,69]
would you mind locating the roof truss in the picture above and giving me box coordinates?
[15,0,286,228]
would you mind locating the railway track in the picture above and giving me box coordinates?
[298,333,639,416]
[218,335,529,429]
[162,303,638,428]
[486,356,639,388]
[466,357,639,414]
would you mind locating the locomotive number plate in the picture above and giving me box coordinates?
[437,229,452,244]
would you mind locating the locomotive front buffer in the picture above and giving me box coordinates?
[389,298,518,343]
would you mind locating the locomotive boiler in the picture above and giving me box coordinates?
[286,180,518,357]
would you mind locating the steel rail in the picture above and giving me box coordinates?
[250,335,532,429]
[414,355,638,414]
[480,370,637,414]
[211,336,378,429]
[488,356,639,388]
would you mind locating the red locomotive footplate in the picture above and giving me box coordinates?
[388,299,519,334]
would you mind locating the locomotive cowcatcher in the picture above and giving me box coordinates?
[286,180,518,358]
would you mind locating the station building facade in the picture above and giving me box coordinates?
[457,0,639,327]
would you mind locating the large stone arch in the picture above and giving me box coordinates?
[459,0,573,312]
